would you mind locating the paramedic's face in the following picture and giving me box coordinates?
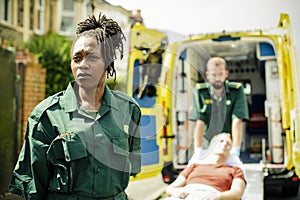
[71,36,106,89]
[214,134,232,155]
[206,64,228,90]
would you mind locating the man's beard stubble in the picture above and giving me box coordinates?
[211,82,224,90]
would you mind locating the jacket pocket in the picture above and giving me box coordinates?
[111,137,131,190]
[112,137,129,157]
[47,135,88,193]
[62,140,87,162]
[47,135,88,162]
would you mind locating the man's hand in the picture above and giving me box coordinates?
[230,147,240,157]
[172,187,189,199]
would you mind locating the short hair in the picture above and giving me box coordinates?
[206,57,227,71]
[71,13,125,80]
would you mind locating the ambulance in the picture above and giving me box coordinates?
[122,14,300,198]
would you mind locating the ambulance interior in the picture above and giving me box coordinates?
[172,36,282,166]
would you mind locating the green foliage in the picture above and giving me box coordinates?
[23,32,73,97]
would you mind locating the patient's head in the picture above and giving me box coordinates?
[210,133,232,157]
[199,133,232,163]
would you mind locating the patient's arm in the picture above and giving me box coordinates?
[214,178,246,200]
[165,175,188,198]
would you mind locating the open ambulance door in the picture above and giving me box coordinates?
[276,14,300,177]
[126,23,168,180]
[258,13,300,197]
[159,40,209,183]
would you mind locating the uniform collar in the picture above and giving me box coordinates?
[101,84,119,111]
[224,80,230,94]
[208,81,229,101]
[61,81,78,113]
[61,81,118,113]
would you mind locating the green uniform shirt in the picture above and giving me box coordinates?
[9,81,141,200]
[189,81,249,145]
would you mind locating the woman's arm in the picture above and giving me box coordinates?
[165,175,188,198]
[9,119,52,200]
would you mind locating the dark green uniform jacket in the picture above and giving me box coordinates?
[189,81,249,142]
[9,82,141,200]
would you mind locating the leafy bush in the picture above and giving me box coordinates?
[24,32,73,97]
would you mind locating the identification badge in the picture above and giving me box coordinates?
[124,125,129,134]
[205,99,213,104]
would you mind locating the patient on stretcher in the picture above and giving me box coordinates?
[164,133,246,200]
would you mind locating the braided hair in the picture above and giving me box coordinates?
[72,13,125,80]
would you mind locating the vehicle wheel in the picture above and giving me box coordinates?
[161,162,178,184]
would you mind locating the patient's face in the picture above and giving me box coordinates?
[213,134,232,156]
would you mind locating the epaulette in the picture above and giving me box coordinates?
[196,82,208,90]
[112,90,139,105]
[228,82,242,89]
[30,91,63,121]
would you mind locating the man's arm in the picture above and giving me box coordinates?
[214,178,246,200]
[193,120,205,149]
[165,175,188,198]
[231,85,249,156]
[231,118,243,149]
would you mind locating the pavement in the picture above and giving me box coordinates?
[126,174,167,200]
[243,163,264,200]
[0,193,22,200]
